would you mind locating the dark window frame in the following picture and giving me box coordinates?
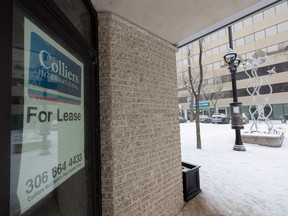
[0,1,13,215]
[0,0,101,215]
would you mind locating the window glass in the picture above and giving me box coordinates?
[234,21,243,31]
[255,30,265,40]
[275,1,288,14]
[205,50,212,58]
[267,44,279,53]
[212,47,219,55]
[235,38,244,47]
[206,64,213,72]
[204,35,211,43]
[182,59,188,65]
[54,0,92,45]
[253,12,264,23]
[11,3,96,215]
[218,29,226,38]
[211,32,218,41]
[219,44,227,53]
[243,17,253,27]
[264,7,275,18]
[213,61,220,70]
[245,34,254,44]
[176,60,182,67]
[180,47,186,53]
[277,21,288,33]
[265,25,277,37]
[192,41,198,48]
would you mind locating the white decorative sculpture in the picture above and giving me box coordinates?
[244,50,285,136]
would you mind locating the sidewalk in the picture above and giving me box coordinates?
[178,121,288,216]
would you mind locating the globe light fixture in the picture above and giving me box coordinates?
[224,48,237,65]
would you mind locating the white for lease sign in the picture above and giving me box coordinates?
[17,18,85,213]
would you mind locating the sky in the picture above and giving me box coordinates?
[180,120,288,216]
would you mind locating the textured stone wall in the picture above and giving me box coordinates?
[98,13,183,216]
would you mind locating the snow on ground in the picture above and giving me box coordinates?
[180,121,288,216]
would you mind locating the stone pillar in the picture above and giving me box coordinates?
[98,13,183,215]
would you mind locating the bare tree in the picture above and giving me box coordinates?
[181,75,194,122]
[201,76,225,114]
[182,39,204,149]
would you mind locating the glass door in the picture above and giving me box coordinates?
[10,1,99,215]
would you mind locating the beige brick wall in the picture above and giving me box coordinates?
[98,13,184,216]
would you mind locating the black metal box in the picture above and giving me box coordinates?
[182,162,201,202]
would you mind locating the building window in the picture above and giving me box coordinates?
[243,17,253,27]
[219,44,227,53]
[279,41,288,52]
[264,7,275,19]
[255,30,265,40]
[212,47,219,55]
[245,34,254,44]
[54,0,93,45]
[265,25,277,37]
[235,38,244,48]
[204,35,211,43]
[182,59,188,65]
[233,21,243,31]
[277,21,288,33]
[213,61,220,70]
[176,61,182,67]
[180,47,187,53]
[205,50,212,58]
[206,64,213,72]
[218,29,226,38]
[267,44,279,53]
[275,1,288,14]
[211,32,218,41]
[253,12,264,23]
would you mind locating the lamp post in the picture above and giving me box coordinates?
[224,48,246,151]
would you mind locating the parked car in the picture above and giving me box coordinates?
[211,113,230,124]
[179,116,187,123]
[199,115,212,123]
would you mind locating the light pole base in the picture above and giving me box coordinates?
[233,144,246,151]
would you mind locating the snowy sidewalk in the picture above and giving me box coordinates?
[179,121,288,216]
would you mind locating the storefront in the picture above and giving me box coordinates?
[1,1,101,215]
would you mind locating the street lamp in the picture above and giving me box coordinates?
[224,49,246,151]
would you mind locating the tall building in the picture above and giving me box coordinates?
[176,0,288,121]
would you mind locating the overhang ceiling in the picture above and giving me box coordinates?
[92,0,278,47]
